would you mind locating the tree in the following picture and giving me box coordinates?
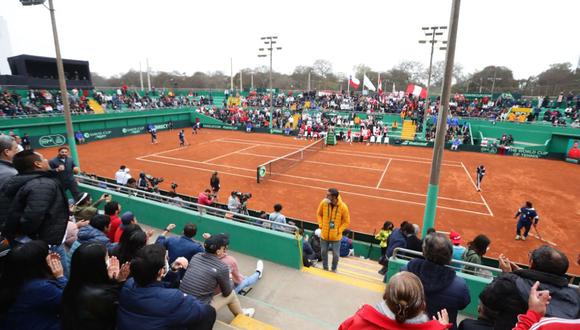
[536,63,578,94]
[312,59,333,78]
[395,61,427,84]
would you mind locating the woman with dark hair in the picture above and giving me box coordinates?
[0,241,66,330]
[462,234,491,276]
[110,224,148,264]
[62,243,129,330]
[339,271,451,329]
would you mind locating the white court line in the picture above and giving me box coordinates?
[220,137,463,164]
[139,146,190,158]
[144,154,484,205]
[238,152,385,172]
[201,145,257,163]
[217,139,462,167]
[136,156,492,216]
[376,159,392,189]
[460,162,494,216]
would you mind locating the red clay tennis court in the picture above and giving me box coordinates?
[44,128,580,272]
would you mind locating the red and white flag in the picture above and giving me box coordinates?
[377,73,383,95]
[349,75,360,89]
[406,84,427,98]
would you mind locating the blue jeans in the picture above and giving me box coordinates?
[517,220,532,237]
[320,239,340,271]
[234,271,260,294]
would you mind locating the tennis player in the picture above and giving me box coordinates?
[514,201,539,241]
[476,165,485,192]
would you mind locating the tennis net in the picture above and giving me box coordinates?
[256,138,325,183]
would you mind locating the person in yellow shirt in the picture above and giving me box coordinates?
[316,188,350,272]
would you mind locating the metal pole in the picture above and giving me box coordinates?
[490,69,497,94]
[422,0,461,237]
[479,77,483,93]
[240,70,243,91]
[48,0,79,167]
[146,58,151,92]
[251,73,254,90]
[426,32,436,100]
[307,71,311,92]
[269,39,273,132]
[139,62,144,91]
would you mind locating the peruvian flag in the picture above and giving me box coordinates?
[349,75,360,89]
[406,84,427,98]
[377,73,383,96]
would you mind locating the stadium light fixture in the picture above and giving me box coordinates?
[418,25,448,100]
[20,0,80,167]
[257,36,283,132]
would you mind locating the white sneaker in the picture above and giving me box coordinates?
[256,260,264,279]
[242,308,255,318]
[521,236,526,241]
[515,235,521,240]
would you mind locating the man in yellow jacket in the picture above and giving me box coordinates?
[316,188,350,272]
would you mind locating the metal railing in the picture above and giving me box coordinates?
[392,247,501,278]
[391,247,579,289]
[76,175,299,234]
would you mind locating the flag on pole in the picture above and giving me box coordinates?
[377,73,383,95]
[406,84,427,98]
[363,74,376,91]
[349,75,360,89]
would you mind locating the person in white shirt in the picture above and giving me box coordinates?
[115,165,131,185]
[268,204,287,232]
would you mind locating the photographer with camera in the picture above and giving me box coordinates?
[198,189,216,215]
[228,191,252,215]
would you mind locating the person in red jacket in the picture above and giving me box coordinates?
[567,140,580,160]
[339,271,451,330]
[513,281,580,329]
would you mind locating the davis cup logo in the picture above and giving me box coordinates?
[258,166,267,178]
[84,132,90,138]
[122,128,127,134]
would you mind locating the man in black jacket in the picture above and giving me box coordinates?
[479,245,580,330]
[49,146,80,200]
[0,150,69,272]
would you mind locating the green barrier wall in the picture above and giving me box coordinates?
[386,257,492,318]
[0,108,226,148]
[79,183,303,269]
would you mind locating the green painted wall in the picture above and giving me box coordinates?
[79,183,303,269]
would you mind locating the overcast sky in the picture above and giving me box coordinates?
[0,0,578,79]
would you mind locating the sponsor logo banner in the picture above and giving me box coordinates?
[38,134,66,148]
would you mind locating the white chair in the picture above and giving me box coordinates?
[370,136,376,143]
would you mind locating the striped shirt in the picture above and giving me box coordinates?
[179,252,231,304]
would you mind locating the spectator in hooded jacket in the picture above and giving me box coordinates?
[316,188,350,272]
[77,214,114,249]
[479,245,580,330]
[308,228,322,261]
[73,192,109,222]
[117,244,216,330]
[0,135,18,188]
[378,221,408,275]
[339,271,451,330]
[0,150,69,272]
[62,242,130,330]
[0,241,66,330]
[405,233,471,329]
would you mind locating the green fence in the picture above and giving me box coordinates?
[79,183,303,269]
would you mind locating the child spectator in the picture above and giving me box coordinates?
[375,221,394,264]
[340,229,354,257]
[450,231,466,262]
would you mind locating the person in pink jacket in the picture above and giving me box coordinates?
[339,271,451,330]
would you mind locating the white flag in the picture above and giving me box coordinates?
[363,74,376,91]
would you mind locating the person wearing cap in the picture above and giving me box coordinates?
[115,165,132,186]
[114,212,138,243]
[180,233,255,318]
[450,231,466,262]
[317,188,350,272]
[72,192,109,222]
